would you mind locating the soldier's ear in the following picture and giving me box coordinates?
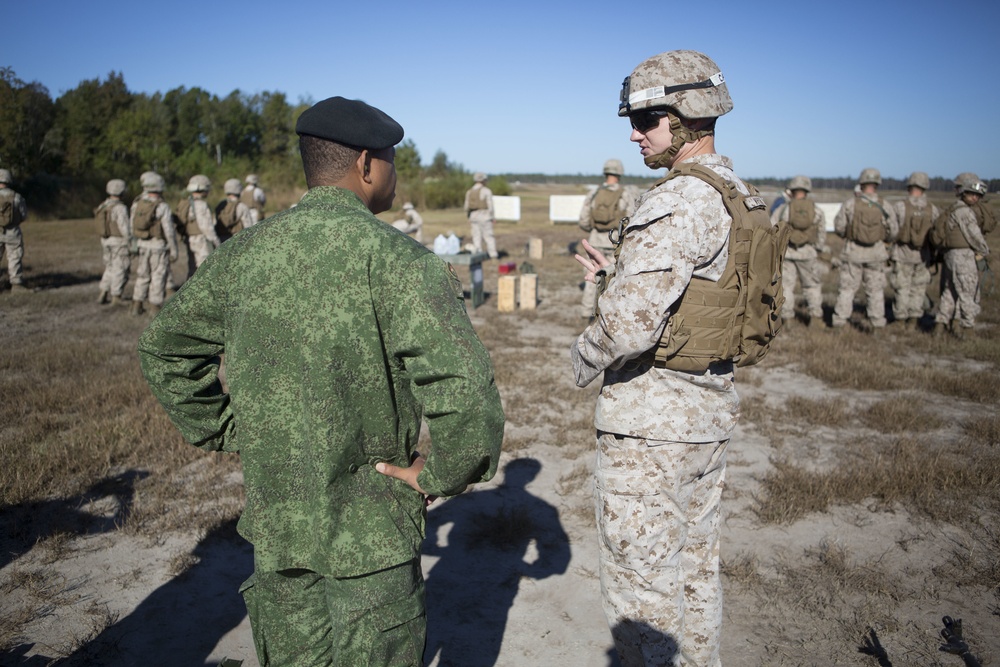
[359,150,373,183]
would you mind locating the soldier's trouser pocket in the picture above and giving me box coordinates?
[241,561,426,667]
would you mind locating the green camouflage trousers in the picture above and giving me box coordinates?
[595,433,728,667]
[240,559,426,666]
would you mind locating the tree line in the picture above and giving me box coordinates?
[0,68,991,219]
[0,69,508,219]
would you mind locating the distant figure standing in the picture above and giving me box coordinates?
[215,178,255,242]
[464,172,498,259]
[577,159,639,319]
[770,175,826,327]
[890,171,939,328]
[392,201,424,243]
[130,171,178,316]
[241,174,266,225]
[831,168,899,331]
[95,178,134,306]
[0,168,28,293]
[931,174,990,338]
[177,175,221,277]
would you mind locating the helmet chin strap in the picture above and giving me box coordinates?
[643,111,713,170]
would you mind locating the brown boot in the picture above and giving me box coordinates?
[98,290,110,305]
[932,322,946,338]
[951,325,965,340]
[110,295,125,307]
[9,284,28,293]
[129,300,144,316]
[146,302,162,316]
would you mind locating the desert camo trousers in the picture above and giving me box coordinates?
[133,243,170,306]
[780,256,824,320]
[890,260,931,321]
[1,225,25,285]
[470,217,498,259]
[186,234,215,278]
[935,248,981,329]
[595,432,727,667]
[99,237,131,297]
[240,559,425,667]
[832,260,887,328]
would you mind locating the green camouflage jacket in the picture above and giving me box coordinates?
[139,186,504,577]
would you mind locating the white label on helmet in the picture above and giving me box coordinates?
[628,86,667,106]
[709,72,725,86]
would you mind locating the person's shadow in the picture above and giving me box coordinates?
[0,470,148,570]
[422,458,570,667]
[54,517,252,666]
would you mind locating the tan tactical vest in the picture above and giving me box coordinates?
[590,185,625,232]
[0,189,22,228]
[132,197,163,240]
[240,188,263,216]
[848,196,888,246]
[931,202,972,250]
[609,163,788,373]
[896,199,933,248]
[971,200,997,235]
[215,198,243,240]
[94,199,124,238]
[466,186,487,212]
[785,199,816,247]
[176,197,203,237]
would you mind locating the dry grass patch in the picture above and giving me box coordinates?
[859,396,946,433]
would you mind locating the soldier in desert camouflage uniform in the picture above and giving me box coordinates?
[130,172,178,316]
[770,175,826,327]
[177,175,221,277]
[95,178,133,306]
[215,178,255,243]
[572,50,749,667]
[932,174,990,338]
[241,174,267,225]
[0,168,29,292]
[890,172,939,328]
[464,172,498,259]
[831,168,899,330]
[391,202,424,243]
[577,158,639,319]
[138,97,504,667]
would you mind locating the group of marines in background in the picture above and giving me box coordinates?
[92,172,266,315]
[578,163,993,338]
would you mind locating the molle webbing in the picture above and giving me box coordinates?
[467,186,487,211]
[897,199,933,248]
[94,199,123,238]
[786,199,816,247]
[645,162,784,372]
[848,196,888,245]
[591,185,625,232]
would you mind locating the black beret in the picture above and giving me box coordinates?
[295,96,404,150]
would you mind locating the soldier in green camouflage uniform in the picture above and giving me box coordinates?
[138,97,504,667]
[573,50,747,667]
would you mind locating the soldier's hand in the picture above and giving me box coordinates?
[574,238,611,284]
[376,455,437,506]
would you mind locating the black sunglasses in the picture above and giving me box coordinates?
[629,109,669,134]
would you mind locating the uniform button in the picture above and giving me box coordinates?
[348,464,359,473]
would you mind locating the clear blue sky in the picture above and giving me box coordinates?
[7,0,999,179]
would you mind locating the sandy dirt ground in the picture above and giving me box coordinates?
[3,220,998,667]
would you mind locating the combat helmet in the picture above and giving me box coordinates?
[618,50,732,119]
[857,168,882,186]
[246,174,259,186]
[603,159,624,177]
[402,202,414,210]
[0,168,11,185]
[905,171,930,191]
[788,175,812,192]
[141,171,165,193]
[619,50,732,169]
[187,174,211,193]
[224,178,242,195]
[473,172,487,183]
[106,179,127,196]
[955,172,987,196]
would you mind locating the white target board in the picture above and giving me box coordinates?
[550,195,588,224]
[493,196,521,222]
[816,203,841,232]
